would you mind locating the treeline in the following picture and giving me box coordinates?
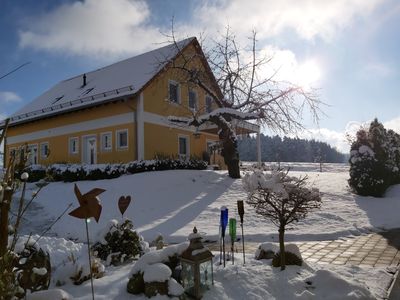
[237,134,346,163]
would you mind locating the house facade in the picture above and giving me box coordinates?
[3,37,258,166]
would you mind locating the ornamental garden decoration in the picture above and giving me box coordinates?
[180,227,214,299]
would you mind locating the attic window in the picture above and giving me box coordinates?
[82,88,94,96]
[52,95,64,104]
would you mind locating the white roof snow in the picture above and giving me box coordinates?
[9,37,195,125]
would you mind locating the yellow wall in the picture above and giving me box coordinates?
[143,122,219,160]
[5,44,222,166]
[143,44,218,117]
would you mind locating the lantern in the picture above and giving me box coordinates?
[180,227,214,299]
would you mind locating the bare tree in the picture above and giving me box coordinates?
[165,27,322,178]
[243,170,321,270]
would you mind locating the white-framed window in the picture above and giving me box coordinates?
[168,80,180,103]
[116,129,128,150]
[69,137,79,154]
[178,135,189,160]
[28,144,38,165]
[40,142,49,159]
[205,95,213,113]
[101,132,112,151]
[188,90,197,110]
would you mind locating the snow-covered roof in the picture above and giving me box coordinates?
[8,37,196,126]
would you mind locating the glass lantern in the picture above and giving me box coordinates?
[180,227,214,299]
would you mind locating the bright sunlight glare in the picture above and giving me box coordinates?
[296,60,321,89]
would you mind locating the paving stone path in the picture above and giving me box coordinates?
[206,228,400,268]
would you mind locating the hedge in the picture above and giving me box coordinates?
[20,158,208,182]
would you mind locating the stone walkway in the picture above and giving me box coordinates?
[206,229,400,268]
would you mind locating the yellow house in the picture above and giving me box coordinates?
[3,37,258,166]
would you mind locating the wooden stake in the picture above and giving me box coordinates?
[85,219,95,300]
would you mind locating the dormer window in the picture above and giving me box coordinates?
[169,80,180,103]
[189,90,197,110]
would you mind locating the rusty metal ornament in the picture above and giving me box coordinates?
[69,184,106,222]
[118,195,131,217]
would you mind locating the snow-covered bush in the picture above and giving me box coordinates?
[14,244,51,297]
[68,254,104,285]
[348,119,400,196]
[21,158,207,182]
[92,219,149,266]
[243,170,321,270]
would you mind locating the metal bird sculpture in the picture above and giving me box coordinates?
[69,184,106,222]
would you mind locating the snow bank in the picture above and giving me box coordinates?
[27,288,72,300]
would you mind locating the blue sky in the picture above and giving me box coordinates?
[1,0,399,152]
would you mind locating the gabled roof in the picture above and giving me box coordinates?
[7,37,197,126]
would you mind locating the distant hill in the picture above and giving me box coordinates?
[238,134,346,163]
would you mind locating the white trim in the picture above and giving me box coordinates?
[40,142,49,159]
[69,137,79,154]
[116,129,129,150]
[178,134,190,160]
[168,80,180,104]
[100,132,112,152]
[7,111,227,147]
[137,92,144,160]
[8,112,135,145]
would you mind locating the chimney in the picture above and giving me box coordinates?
[82,73,87,87]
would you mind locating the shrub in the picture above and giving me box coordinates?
[92,219,148,266]
[21,157,208,182]
[348,119,400,196]
[14,244,51,297]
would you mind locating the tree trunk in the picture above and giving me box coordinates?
[0,189,13,256]
[219,130,240,179]
[278,225,286,271]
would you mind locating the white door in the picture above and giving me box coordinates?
[83,136,97,164]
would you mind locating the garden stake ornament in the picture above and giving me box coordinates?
[118,195,131,219]
[237,200,245,264]
[220,206,228,267]
[229,218,237,265]
[69,184,106,300]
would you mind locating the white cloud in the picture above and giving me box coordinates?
[384,117,400,134]
[19,0,164,59]
[196,0,384,41]
[0,91,22,103]
[361,62,394,78]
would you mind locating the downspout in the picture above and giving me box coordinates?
[136,92,145,161]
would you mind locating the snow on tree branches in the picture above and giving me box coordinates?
[243,170,321,270]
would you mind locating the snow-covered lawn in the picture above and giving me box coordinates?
[15,163,399,299]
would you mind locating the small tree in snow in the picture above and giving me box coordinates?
[243,170,321,270]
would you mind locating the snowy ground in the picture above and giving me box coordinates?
[12,162,399,299]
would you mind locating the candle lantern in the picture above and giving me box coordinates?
[180,227,214,299]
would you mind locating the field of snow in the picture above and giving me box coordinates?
[19,162,400,244]
[13,162,399,299]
